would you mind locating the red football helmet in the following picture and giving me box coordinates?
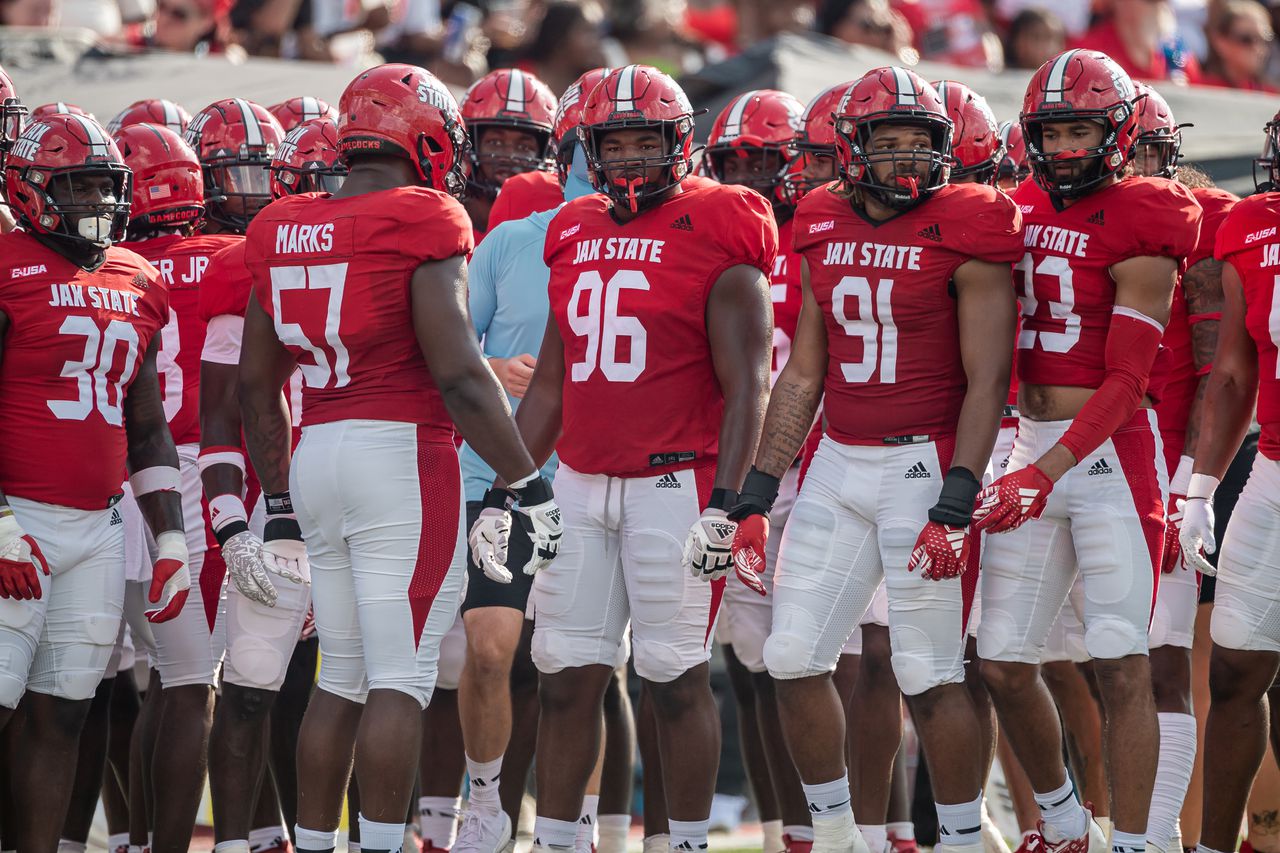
[269,97,339,132]
[1257,109,1280,191]
[0,64,27,164]
[784,82,855,203]
[461,68,558,197]
[5,113,132,254]
[579,64,697,213]
[185,98,284,232]
[834,67,952,210]
[703,89,804,213]
[271,118,346,198]
[114,122,204,234]
[108,99,192,135]
[933,80,1001,184]
[1020,49,1139,199]
[551,67,611,183]
[336,63,468,198]
[996,120,1029,188]
[1131,82,1182,180]
[32,102,94,121]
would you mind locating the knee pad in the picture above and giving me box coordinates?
[975,608,1024,663]
[46,666,106,701]
[889,648,962,696]
[530,627,613,675]
[367,677,431,710]
[225,636,289,690]
[435,630,466,692]
[763,631,825,680]
[0,667,26,710]
[1210,596,1263,652]
[1083,615,1144,660]
[631,638,687,684]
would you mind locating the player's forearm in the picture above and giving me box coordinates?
[753,375,823,479]
[951,372,1006,477]
[1190,369,1255,480]
[442,369,541,485]
[509,382,563,477]
[199,361,246,500]
[1182,375,1211,458]
[714,376,768,492]
[239,385,293,494]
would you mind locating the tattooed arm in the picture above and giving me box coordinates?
[238,291,297,494]
[753,258,827,478]
[1182,256,1226,457]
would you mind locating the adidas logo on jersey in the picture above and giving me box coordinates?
[904,462,931,479]
[670,214,694,231]
[109,508,123,526]
[656,473,682,489]
[1088,458,1114,475]
[917,224,942,242]
[1087,210,1105,226]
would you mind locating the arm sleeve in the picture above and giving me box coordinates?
[201,314,245,365]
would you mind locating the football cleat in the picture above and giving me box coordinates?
[453,808,512,853]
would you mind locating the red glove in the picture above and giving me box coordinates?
[730,514,769,596]
[1161,493,1185,574]
[907,521,971,580]
[146,531,191,623]
[300,604,317,641]
[0,514,50,600]
[972,465,1054,534]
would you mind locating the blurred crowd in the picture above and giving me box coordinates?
[4,0,1277,92]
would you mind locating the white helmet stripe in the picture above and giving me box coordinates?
[505,69,527,113]
[615,65,638,112]
[1043,49,1081,103]
[57,102,69,113]
[935,81,950,105]
[234,97,264,146]
[70,113,111,158]
[162,100,181,130]
[891,67,916,105]
[302,96,320,120]
[721,90,757,141]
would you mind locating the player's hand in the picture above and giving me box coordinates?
[147,531,191,623]
[489,354,537,399]
[684,509,737,583]
[1179,497,1217,576]
[511,475,562,576]
[222,529,278,607]
[0,512,49,600]
[1161,493,1186,574]
[469,488,514,584]
[300,605,316,641]
[726,468,781,596]
[908,521,971,580]
[262,492,310,586]
[972,465,1054,534]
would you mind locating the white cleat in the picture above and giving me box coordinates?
[643,835,672,853]
[981,801,1013,853]
[454,808,513,853]
[812,812,872,853]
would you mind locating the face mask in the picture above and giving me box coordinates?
[563,144,595,202]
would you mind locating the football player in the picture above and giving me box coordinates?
[703,87,815,853]
[1132,82,1237,853]
[108,99,192,135]
[269,96,339,133]
[973,49,1201,853]
[0,63,26,233]
[238,63,558,853]
[0,112,188,850]
[114,120,243,853]
[994,122,1030,193]
[477,63,776,853]
[732,66,1022,853]
[31,101,95,121]
[460,68,558,240]
[1179,110,1280,853]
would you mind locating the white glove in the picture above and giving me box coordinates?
[223,530,277,607]
[469,500,513,584]
[262,537,310,585]
[147,531,192,623]
[683,508,737,582]
[510,475,563,577]
[1179,472,1220,577]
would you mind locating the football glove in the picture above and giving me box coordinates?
[511,475,562,576]
[261,492,310,586]
[222,529,277,607]
[908,522,971,580]
[727,468,780,596]
[469,488,514,584]
[0,512,49,600]
[1161,455,1194,574]
[684,508,737,583]
[972,465,1054,534]
[1179,473,1220,577]
[147,531,191,623]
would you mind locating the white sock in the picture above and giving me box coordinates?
[1112,830,1145,853]
[577,795,600,853]
[1149,713,1196,851]
[598,814,631,853]
[108,834,130,853]
[535,816,580,848]
[936,794,983,846]
[214,844,251,853]
[294,825,339,853]
[249,825,289,851]
[859,825,887,853]
[669,818,711,851]
[57,843,87,853]
[764,819,785,853]
[359,814,408,853]
[887,822,914,841]
[419,796,462,848]
[467,754,504,813]
[803,775,854,823]
[1033,776,1087,842]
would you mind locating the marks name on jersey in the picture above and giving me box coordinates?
[275,222,335,255]
[48,282,142,316]
[1022,224,1090,258]
[572,237,665,265]
[821,241,923,271]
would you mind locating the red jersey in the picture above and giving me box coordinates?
[771,217,804,385]
[489,170,564,232]
[245,188,473,435]
[793,182,1023,444]
[544,181,777,478]
[1154,186,1237,455]
[122,233,240,446]
[1013,177,1200,392]
[0,232,166,509]
[1215,193,1280,460]
[198,239,251,322]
